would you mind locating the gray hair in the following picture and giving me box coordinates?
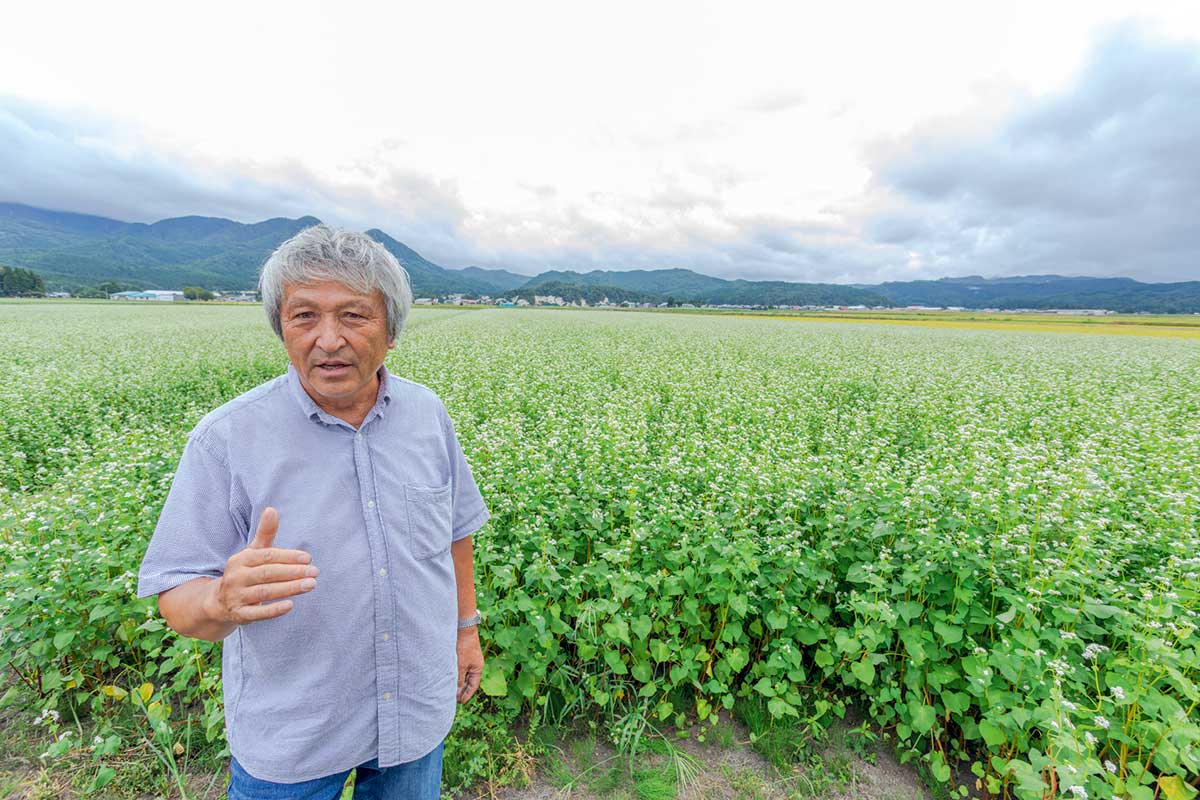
[259,225,413,341]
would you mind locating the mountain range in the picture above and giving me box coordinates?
[1,203,1197,312]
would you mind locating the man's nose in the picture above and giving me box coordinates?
[314,316,344,352]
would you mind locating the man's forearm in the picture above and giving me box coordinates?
[451,535,478,620]
[157,576,238,642]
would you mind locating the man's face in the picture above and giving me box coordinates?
[279,280,394,412]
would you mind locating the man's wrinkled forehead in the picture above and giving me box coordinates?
[281,280,384,311]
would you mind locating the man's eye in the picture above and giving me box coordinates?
[294,311,315,320]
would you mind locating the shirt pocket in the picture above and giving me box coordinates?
[404,481,453,560]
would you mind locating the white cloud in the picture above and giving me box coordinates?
[1,3,1199,282]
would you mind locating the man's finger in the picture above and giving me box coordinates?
[241,548,312,568]
[244,577,317,606]
[460,669,480,703]
[235,599,294,623]
[246,563,319,585]
[249,507,279,549]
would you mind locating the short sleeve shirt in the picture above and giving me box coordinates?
[136,364,489,782]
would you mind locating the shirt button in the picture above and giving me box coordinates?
[383,692,392,701]
[355,433,363,442]
[367,500,375,508]
[379,568,387,577]
[382,632,390,641]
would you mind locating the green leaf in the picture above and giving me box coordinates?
[480,667,507,697]
[850,657,875,686]
[88,767,116,794]
[941,691,970,715]
[0,686,21,708]
[53,630,76,650]
[909,701,937,734]
[978,719,1005,747]
[796,623,823,645]
[603,648,628,675]
[767,697,797,718]
[1159,775,1196,800]
[722,647,749,674]
[602,618,630,646]
[929,752,951,783]
[896,601,923,622]
[1084,601,1122,620]
[933,621,962,645]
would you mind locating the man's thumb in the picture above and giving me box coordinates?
[250,507,279,549]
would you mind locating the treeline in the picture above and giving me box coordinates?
[0,265,45,296]
[698,280,888,307]
[877,277,1200,314]
[500,278,889,308]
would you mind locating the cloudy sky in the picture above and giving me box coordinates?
[2,1,1199,282]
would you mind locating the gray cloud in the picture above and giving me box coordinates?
[865,24,1200,282]
[0,96,470,265]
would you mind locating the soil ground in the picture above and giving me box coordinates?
[477,708,937,800]
[2,691,943,800]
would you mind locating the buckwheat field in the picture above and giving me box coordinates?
[1,301,1197,799]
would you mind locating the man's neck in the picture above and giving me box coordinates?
[301,373,380,429]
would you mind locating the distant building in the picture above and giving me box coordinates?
[414,297,435,304]
[110,290,185,302]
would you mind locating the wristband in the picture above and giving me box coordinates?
[457,611,481,629]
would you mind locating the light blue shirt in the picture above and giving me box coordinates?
[136,364,489,783]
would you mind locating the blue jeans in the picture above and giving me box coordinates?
[227,742,444,800]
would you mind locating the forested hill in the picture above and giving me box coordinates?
[2,202,1197,311]
[0,203,319,291]
[873,275,1200,314]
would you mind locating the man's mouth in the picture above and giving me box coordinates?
[315,361,352,374]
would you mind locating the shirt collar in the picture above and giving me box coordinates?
[286,362,393,430]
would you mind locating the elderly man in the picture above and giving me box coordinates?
[136,225,488,799]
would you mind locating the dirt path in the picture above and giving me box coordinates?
[480,711,935,800]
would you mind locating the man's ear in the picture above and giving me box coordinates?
[387,340,396,349]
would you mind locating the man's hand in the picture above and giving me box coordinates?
[203,507,318,626]
[457,626,484,703]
